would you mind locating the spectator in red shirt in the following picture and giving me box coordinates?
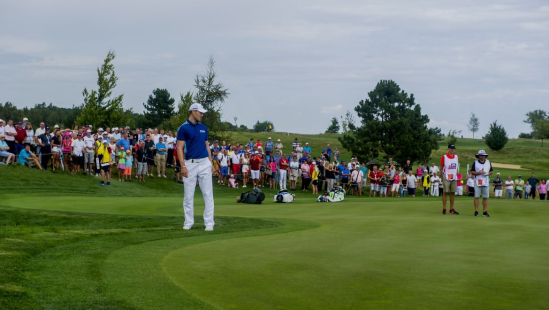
[250,152,262,189]
[279,153,289,190]
[369,165,382,197]
[14,121,27,156]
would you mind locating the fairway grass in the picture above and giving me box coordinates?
[1,163,549,309]
[2,194,549,309]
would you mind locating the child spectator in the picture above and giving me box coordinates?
[117,147,126,181]
[124,150,133,181]
[538,179,547,200]
[524,182,532,199]
[380,174,389,197]
[228,174,239,188]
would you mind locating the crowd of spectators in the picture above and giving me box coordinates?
[0,117,547,199]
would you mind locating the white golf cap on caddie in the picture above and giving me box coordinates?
[189,103,207,113]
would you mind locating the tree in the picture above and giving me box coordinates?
[484,121,508,151]
[326,117,340,133]
[253,120,275,132]
[533,119,549,147]
[468,112,480,139]
[338,80,440,164]
[447,129,462,145]
[159,91,193,132]
[340,110,356,134]
[76,51,130,128]
[518,132,533,139]
[524,110,549,146]
[143,88,175,128]
[193,56,230,141]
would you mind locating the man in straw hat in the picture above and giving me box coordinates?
[471,150,493,217]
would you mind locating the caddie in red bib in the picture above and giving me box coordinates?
[440,144,460,215]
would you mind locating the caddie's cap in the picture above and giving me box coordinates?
[189,103,207,113]
[448,144,456,149]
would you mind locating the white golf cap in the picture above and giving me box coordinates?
[102,132,108,135]
[87,129,92,133]
[23,117,28,121]
[98,128,104,131]
[268,137,272,139]
[54,124,59,128]
[88,125,93,128]
[189,103,207,113]
[0,119,4,123]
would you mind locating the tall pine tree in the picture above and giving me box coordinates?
[143,88,175,128]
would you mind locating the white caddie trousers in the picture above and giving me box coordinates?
[183,159,215,227]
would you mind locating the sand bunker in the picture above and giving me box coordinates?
[491,163,530,170]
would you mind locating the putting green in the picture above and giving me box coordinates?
[5,195,549,309]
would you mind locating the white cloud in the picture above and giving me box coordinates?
[320,104,343,114]
[0,36,53,54]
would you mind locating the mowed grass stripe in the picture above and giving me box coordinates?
[160,201,549,310]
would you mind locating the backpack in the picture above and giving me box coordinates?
[237,188,266,204]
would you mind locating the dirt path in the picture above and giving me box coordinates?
[491,163,530,170]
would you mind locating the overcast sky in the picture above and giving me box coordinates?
[1,0,547,137]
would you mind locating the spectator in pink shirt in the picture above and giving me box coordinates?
[538,179,547,200]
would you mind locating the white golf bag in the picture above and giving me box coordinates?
[274,190,295,203]
[316,186,346,202]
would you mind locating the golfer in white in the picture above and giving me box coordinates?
[177,103,215,231]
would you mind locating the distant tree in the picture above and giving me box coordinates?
[193,56,230,141]
[253,120,275,132]
[518,132,533,139]
[326,117,340,133]
[338,80,440,164]
[484,121,508,151]
[222,121,238,131]
[76,51,130,128]
[1,102,82,128]
[143,88,175,128]
[533,119,549,147]
[159,91,193,132]
[447,129,462,145]
[468,112,480,139]
[340,110,356,134]
[239,124,249,131]
[524,109,549,146]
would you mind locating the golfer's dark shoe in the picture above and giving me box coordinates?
[474,211,479,217]
[107,182,111,186]
[441,209,446,215]
[99,181,105,185]
[483,211,490,217]
[450,209,459,215]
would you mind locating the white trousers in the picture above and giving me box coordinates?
[431,185,439,196]
[183,160,215,227]
[279,169,287,190]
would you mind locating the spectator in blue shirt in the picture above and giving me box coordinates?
[18,144,43,170]
[322,143,332,161]
[337,160,346,184]
[155,137,167,178]
[116,132,130,153]
[303,142,311,154]
[265,137,274,156]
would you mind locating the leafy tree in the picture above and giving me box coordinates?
[338,80,440,164]
[76,51,130,128]
[253,120,275,132]
[340,110,356,133]
[533,119,549,147]
[326,117,340,133]
[524,110,549,146]
[143,88,175,128]
[239,124,249,131]
[159,91,193,132]
[0,102,82,128]
[447,129,462,145]
[193,56,230,141]
[518,132,533,139]
[484,121,508,151]
[468,112,480,139]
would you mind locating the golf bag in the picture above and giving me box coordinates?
[274,190,295,203]
[316,186,346,202]
[237,188,266,204]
